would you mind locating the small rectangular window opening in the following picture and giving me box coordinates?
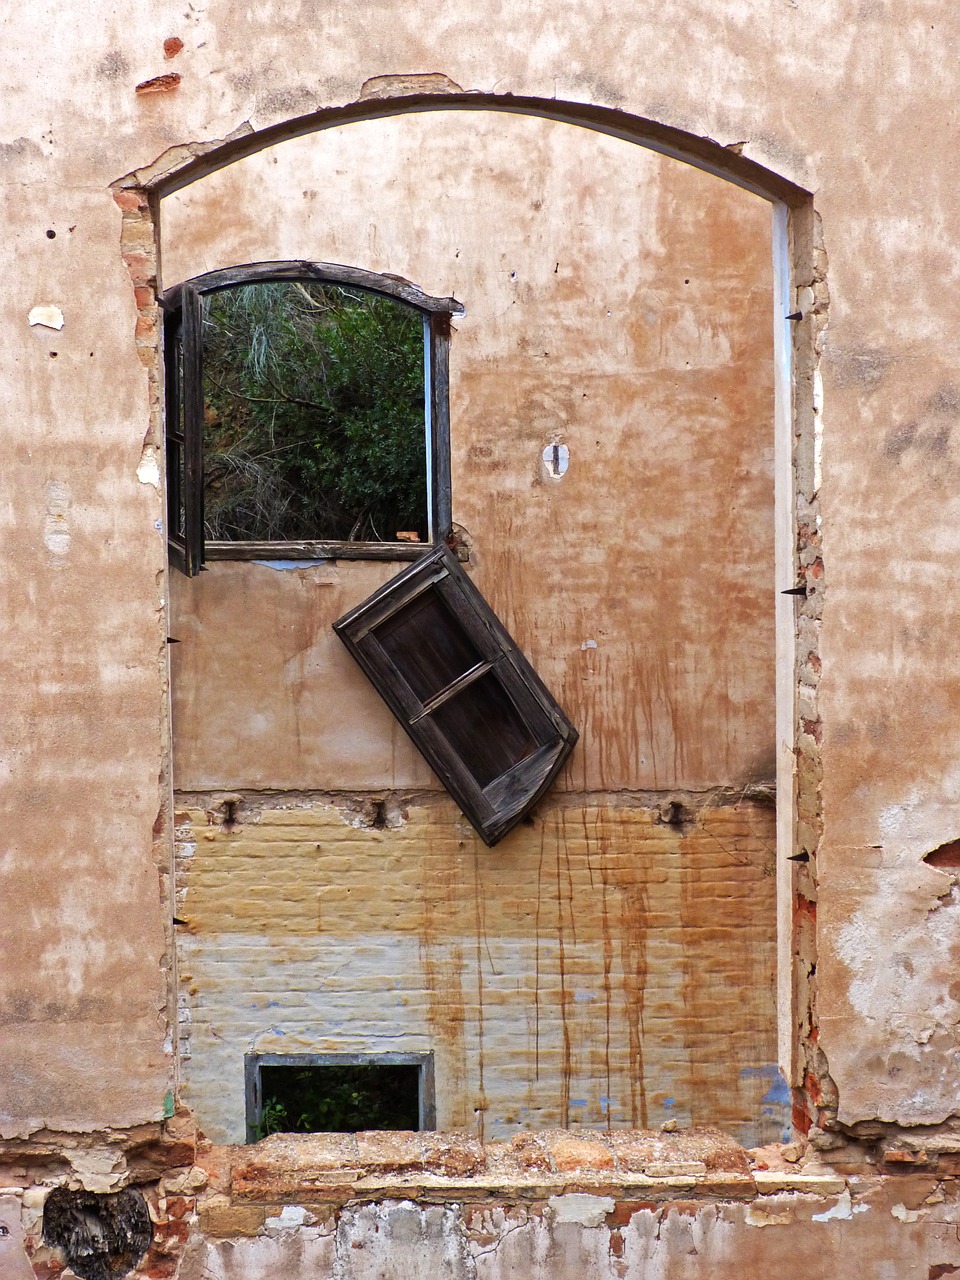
[244,1052,436,1142]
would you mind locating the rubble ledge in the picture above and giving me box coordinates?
[192,1128,847,1212]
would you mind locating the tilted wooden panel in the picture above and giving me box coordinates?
[333,544,578,845]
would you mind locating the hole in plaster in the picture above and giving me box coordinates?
[658,798,694,829]
[46,229,56,239]
[246,1052,435,1139]
[923,839,960,868]
[542,442,569,479]
[42,1187,152,1280]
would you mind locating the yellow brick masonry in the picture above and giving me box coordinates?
[174,796,779,1146]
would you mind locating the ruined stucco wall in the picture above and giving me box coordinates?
[160,113,779,1144]
[4,0,960,1224]
[175,1192,960,1280]
[9,1129,960,1280]
[174,796,780,1145]
[163,114,776,795]
[173,1131,960,1280]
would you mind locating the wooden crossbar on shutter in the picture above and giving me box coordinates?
[333,545,578,845]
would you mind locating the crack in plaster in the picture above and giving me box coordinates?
[470,1215,530,1259]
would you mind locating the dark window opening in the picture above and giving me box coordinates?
[377,589,484,701]
[429,669,545,788]
[162,261,462,575]
[334,544,578,845]
[245,1052,435,1141]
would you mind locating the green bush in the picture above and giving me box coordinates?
[202,282,427,543]
[253,1064,420,1137]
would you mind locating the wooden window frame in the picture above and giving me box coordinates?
[334,544,578,845]
[161,261,464,575]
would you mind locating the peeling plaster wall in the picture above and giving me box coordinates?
[14,1151,960,1280]
[0,113,173,1137]
[178,1192,960,1280]
[830,794,960,1126]
[162,112,781,1144]
[4,0,960,1192]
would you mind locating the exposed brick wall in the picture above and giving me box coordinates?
[175,794,784,1145]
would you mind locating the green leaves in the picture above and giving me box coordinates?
[202,282,427,542]
[255,1065,420,1135]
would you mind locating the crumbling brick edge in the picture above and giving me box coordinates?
[8,1122,960,1274]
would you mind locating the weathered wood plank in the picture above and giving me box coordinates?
[164,260,464,315]
[204,540,427,562]
[333,544,578,846]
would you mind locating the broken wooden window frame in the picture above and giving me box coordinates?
[161,261,464,575]
[334,543,579,846]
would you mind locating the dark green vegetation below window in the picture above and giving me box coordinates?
[202,281,427,543]
[255,1063,421,1137]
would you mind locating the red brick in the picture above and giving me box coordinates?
[113,189,146,212]
[548,1135,615,1172]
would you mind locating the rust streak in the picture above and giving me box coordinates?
[556,810,572,1127]
[418,830,468,1125]
[534,819,545,1081]
[615,808,648,1128]
[473,850,486,1142]
[597,807,614,1128]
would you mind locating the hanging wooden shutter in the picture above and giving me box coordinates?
[333,545,578,845]
[162,283,204,576]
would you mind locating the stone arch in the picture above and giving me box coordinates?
[118,91,809,208]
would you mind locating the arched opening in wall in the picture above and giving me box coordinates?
[148,104,816,1149]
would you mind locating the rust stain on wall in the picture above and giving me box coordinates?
[175,796,778,1142]
[679,799,778,1137]
[473,851,488,1140]
[418,843,469,1126]
[163,111,780,1146]
[591,807,650,1128]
